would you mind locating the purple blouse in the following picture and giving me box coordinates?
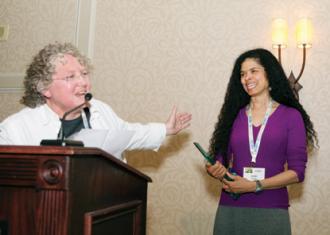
[217,104,307,209]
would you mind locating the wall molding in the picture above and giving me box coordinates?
[0,0,96,92]
[0,73,24,92]
[75,0,96,59]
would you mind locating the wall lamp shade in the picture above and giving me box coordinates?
[272,18,288,48]
[296,18,313,48]
[271,18,313,99]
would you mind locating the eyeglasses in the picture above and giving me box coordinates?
[53,71,90,83]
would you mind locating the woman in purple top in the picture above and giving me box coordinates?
[206,48,318,235]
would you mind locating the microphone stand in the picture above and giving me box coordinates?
[40,93,93,146]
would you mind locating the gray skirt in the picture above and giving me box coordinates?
[213,205,291,235]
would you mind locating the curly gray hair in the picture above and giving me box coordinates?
[20,42,92,108]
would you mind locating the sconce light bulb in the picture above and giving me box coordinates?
[271,18,288,49]
[296,18,313,48]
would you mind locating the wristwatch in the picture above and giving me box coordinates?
[255,180,263,193]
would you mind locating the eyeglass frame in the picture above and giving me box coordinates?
[52,70,90,83]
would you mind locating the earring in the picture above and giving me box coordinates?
[269,87,272,91]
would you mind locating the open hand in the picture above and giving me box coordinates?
[165,106,192,135]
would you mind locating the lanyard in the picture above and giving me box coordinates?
[247,99,273,164]
[82,108,91,129]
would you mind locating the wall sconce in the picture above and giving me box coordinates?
[271,18,313,99]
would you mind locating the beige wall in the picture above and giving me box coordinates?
[1,0,330,234]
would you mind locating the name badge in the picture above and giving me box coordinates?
[243,167,265,181]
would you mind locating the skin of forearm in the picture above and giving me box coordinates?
[259,169,300,190]
[225,170,300,194]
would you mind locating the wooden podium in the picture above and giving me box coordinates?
[0,145,152,235]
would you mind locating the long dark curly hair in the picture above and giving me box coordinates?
[209,48,318,167]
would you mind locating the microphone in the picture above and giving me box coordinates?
[40,93,93,146]
[58,92,93,144]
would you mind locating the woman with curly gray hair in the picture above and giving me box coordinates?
[0,42,191,160]
[21,42,92,108]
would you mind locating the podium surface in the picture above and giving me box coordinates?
[0,145,151,235]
